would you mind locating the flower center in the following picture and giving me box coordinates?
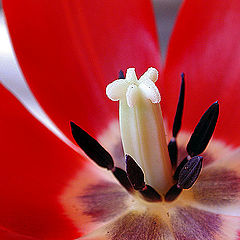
[70,67,219,203]
[106,67,219,201]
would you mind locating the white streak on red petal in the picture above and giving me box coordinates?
[0,13,80,154]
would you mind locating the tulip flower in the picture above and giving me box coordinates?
[1,0,240,239]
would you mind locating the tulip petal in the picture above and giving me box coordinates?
[0,85,116,239]
[79,211,174,240]
[162,0,240,146]
[168,131,240,217]
[61,162,134,237]
[170,207,240,240]
[0,14,79,152]
[3,0,161,140]
[0,226,37,240]
[188,147,240,217]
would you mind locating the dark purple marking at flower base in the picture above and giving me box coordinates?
[171,207,221,240]
[193,169,240,205]
[107,212,172,240]
[78,182,129,222]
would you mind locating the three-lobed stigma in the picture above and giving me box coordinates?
[106,67,160,107]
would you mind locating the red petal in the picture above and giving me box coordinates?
[162,0,240,146]
[3,0,160,139]
[0,85,85,239]
[0,226,37,240]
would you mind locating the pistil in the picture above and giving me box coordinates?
[106,68,173,194]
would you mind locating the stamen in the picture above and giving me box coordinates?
[168,73,185,169]
[70,121,114,170]
[177,156,203,189]
[173,156,188,180]
[165,184,182,202]
[119,70,125,79]
[140,185,162,202]
[187,101,219,157]
[126,155,162,202]
[126,155,145,190]
[112,167,134,192]
[173,101,219,180]
[168,138,178,170]
[70,121,133,192]
[172,73,185,138]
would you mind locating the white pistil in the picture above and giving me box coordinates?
[106,68,173,194]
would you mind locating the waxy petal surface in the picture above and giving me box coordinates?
[162,0,240,146]
[0,85,110,239]
[3,0,161,140]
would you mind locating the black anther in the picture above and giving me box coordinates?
[173,156,188,180]
[112,167,134,192]
[165,184,182,202]
[168,74,185,169]
[119,70,125,79]
[172,73,185,138]
[126,155,145,190]
[168,138,178,169]
[70,121,114,170]
[140,185,162,202]
[187,102,219,157]
[178,156,203,189]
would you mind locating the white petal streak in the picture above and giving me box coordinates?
[0,12,81,155]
